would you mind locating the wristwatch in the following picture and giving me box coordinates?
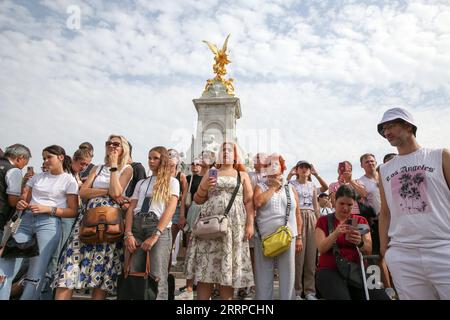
[109,167,118,172]
[153,228,163,237]
[50,207,57,217]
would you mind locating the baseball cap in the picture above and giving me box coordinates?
[377,107,417,137]
[318,192,329,198]
[296,160,311,168]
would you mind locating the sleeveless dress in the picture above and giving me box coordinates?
[52,165,130,294]
[184,176,254,288]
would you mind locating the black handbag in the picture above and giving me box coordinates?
[0,211,40,259]
[1,233,40,259]
[327,214,364,289]
[117,250,159,300]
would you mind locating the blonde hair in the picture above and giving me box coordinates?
[104,134,130,171]
[150,146,172,204]
[73,147,93,162]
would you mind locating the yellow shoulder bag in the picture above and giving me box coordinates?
[258,184,293,257]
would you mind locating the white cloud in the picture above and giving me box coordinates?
[1,0,449,185]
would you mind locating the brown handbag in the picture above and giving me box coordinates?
[79,165,124,244]
[79,206,124,244]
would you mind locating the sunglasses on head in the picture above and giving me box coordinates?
[105,141,121,147]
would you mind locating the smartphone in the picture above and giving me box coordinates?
[209,168,218,179]
[345,218,358,240]
[27,166,34,175]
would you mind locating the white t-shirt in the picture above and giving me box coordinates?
[319,207,334,216]
[27,172,79,208]
[290,180,316,210]
[357,175,381,216]
[5,167,22,196]
[380,148,450,249]
[131,176,180,226]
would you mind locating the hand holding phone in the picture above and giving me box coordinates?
[208,168,218,179]
[207,168,218,190]
[345,218,358,240]
[24,166,35,181]
[338,162,346,175]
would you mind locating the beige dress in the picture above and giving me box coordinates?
[185,176,254,288]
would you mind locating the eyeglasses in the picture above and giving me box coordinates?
[105,141,121,147]
[191,162,201,166]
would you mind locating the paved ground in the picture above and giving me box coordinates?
[72,245,283,300]
[72,261,280,300]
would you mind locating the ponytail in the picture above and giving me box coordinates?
[63,155,73,175]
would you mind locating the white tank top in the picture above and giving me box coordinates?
[380,148,450,249]
[256,183,298,238]
[92,165,131,196]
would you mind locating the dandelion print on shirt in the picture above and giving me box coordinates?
[391,169,430,215]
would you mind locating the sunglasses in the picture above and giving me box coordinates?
[168,151,179,158]
[105,141,121,147]
[191,162,201,166]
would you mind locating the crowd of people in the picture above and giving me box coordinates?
[0,107,449,300]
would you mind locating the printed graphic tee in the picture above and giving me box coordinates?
[379,148,450,249]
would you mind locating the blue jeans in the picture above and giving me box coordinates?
[0,210,61,300]
[131,213,172,300]
[40,217,75,300]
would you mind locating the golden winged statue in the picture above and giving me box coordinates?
[203,34,235,96]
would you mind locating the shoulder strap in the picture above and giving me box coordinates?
[90,165,104,187]
[283,184,291,226]
[187,174,194,194]
[327,213,342,258]
[224,170,241,217]
[255,183,291,238]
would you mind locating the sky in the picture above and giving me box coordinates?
[1,0,449,185]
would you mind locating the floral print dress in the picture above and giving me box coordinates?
[185,176,254,288]
[51,196,124,294]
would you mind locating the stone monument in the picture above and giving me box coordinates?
[186,35,244,163]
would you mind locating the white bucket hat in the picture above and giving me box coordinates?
[377,107,417,137]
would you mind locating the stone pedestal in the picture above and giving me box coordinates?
[185,80,243,163]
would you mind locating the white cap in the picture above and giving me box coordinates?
[377,107,417,137]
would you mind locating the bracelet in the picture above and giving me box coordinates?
[153,228,163,237]
[125,231,133,236]
[124,234,134,240]
[296,234,303,240]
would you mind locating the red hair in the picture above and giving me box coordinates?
[216,142,247,172]
[268,153,287,174]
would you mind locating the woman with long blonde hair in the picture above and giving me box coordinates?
[53,135,133,300]
[124,146,179,299]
